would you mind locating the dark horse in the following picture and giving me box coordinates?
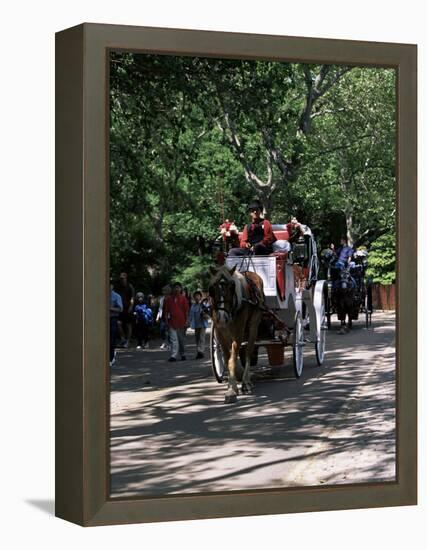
[208,265,264,403]
[333,267,358,334]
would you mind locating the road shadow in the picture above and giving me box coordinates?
[110,312,396,496]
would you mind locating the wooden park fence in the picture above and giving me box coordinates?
[371,283,396,310]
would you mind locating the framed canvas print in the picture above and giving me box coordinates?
[55,23,417,526]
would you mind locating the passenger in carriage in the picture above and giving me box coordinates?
[228,199,277,256]
[286,216,305,243]
[332,236,357,289]
[335,236,354,269]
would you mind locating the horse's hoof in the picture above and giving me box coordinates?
[241,383,254,395]
[224,392,238,404]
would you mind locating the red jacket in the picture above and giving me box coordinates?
[163,293,189,329]
[240,218,276,248]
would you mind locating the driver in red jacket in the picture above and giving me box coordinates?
[229,200,276,256]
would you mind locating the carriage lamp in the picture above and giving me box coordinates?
[292,236,308,265]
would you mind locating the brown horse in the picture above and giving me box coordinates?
[208,264,265,403]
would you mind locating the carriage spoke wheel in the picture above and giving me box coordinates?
[326,284,332,329]
[210,328,226,383]
[292,311,304,378]
[315,300,327,366]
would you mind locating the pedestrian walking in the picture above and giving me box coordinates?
[133,292,153,349]
[115,272,135,348]
[157,285,171,350]
[189,291,208,359]
[109,282,123,366]
[163,282,189,362]
[145,294,157,348]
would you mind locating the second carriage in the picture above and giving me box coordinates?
[321,246,373,331]
[210,224,329,382]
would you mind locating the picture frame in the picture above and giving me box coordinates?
[55,23,417,526]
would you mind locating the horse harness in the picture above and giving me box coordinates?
[210,272,260,320]
[210,269,290,335]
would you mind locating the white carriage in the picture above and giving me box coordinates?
[210,224,328,381]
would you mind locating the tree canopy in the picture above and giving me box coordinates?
[110,52,396,292]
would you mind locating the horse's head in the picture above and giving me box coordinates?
[208,265,239,326]
[338,268,353,291]
[320,248,335,267]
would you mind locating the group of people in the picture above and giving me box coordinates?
[109,274,209,366]
[160,283,209,363]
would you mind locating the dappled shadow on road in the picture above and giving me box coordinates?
[110,312,396,497]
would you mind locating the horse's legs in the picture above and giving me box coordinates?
[224,339,241,403]
[214,326,239,403]
[242,311,260,394]
[215,328,231,377]
[223,319,246,403]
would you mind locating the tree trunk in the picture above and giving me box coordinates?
[260,192,273,220]
[346,213,354,246]
[197,235,205,256]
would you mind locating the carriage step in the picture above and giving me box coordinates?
[241,339,286,347]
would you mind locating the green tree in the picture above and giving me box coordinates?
[366,234,396,284]
[109,52,396,292]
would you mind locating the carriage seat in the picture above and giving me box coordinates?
[271,223,290,242]
[237,224,290,249]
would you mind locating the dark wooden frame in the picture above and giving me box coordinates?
[55,23,417,527]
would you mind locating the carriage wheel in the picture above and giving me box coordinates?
[315,298,327,366]
[292,311,304,378]
[210,328,226,383]
[326,284,332,329]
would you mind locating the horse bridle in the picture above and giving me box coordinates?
[338,267,353,291]
[209,276,238,320]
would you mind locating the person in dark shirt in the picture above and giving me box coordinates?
[115,272,135,348]
[229,199,276,256]
[335,237,354,269]
[133,292,154,350]
[109,282,123,366]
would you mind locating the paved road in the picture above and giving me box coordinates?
[110,311,396,497]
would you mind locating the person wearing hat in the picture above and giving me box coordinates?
[229,199,277,256]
